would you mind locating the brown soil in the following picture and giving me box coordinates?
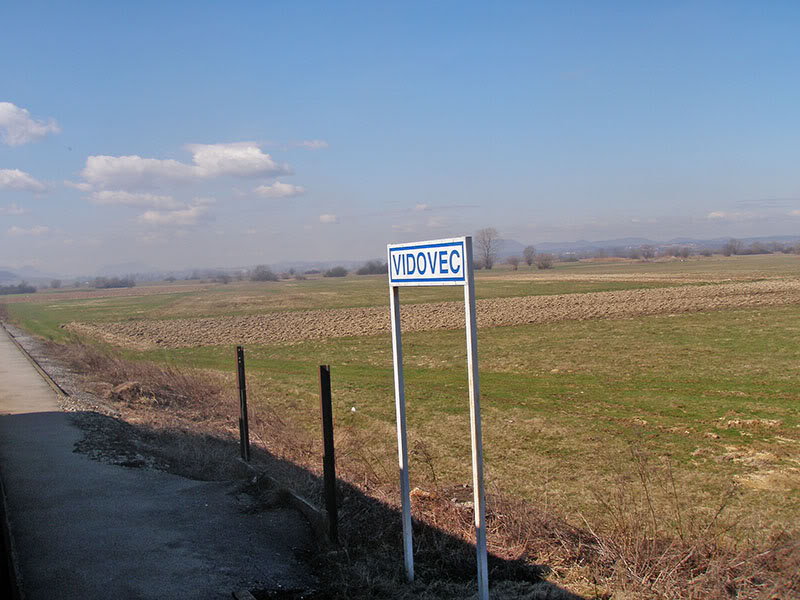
[66,279,800,349]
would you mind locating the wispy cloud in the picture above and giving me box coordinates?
[81,142,291,190]
[0,203,26,215]
[89,190,183,209]
[426,216,446,228]
[0,168,46,192]
[8,225,49,235]
[319,213,338,224]
[414,203,429,212]
[138,205,209,226]
[64,180,92,192]
[0,102,60,146]
[706,211,756,221]
[294,139,329,150]
[735,197,800,209]
[254,181,305,198]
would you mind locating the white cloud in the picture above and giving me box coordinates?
[64,180,93,192]
[0,102,60,146]
[295,139,329,150]
[0,168,46,192]
[187,142,290,177]
[319,213,338,224]
[414,203,429,212]
[426,216,446,228]
[9,225,49,235]
[789,210,800,217]
[90,190,183,209]
[706,211,755,221]
[254,181,305,198]
[0,203,26,215]
[81,142,290,190]
[82,155,196,189]
[138,205,209,226]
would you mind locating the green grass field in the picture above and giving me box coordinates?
[5,254,800,543]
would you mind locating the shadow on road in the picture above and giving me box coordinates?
[63,409,589,599]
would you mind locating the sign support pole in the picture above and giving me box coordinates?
[390,285,414,582]
[387,236,487,596]
[463,236,489,600]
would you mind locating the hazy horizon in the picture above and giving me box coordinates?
[2,2,799,273]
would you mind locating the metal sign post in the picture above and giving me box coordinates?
[387,236,489,600]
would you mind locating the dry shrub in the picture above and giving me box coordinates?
[286,421,799,599]
[55,341,228,415]
[48,341,251,481]
[579,446,800,599]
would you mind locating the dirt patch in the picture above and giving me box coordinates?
[67,279,800,349]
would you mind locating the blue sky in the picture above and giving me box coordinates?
[1,1,799,275]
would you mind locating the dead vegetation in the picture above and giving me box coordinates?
[65,279,800,348]
[40,340,800,599]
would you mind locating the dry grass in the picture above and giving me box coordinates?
[42,339,800,600]
[49,341,254,481]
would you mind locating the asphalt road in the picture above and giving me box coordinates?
[0,325,314,599]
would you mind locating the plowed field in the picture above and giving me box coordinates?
[66,279,800,349]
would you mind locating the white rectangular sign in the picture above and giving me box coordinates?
[387,237,466,286]
[386,234,488,599]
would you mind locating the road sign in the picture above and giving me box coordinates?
[388,238,466,286]
[387,235,488,600]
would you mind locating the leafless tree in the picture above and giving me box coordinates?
[475,227,499,270]
[506,256,520,270]
[536,253,554,269]
[722,238,742,256]
[523,245,536,266]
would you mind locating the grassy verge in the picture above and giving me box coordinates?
[28,335,799,599]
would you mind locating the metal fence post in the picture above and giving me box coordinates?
[319,365,338,544]
[236,346,250,462]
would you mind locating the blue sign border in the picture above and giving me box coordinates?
[388,240,466,284]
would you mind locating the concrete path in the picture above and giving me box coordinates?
[0,326,313,599]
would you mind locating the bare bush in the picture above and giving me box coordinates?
[0,281,36,295]
[722,238,742,256]
[523,245,536,266]
[250,265,278,282]
[93,276,135,289]
[536,253,554,269]
[356,260,387,275]
[324,266,348,277]
[506,256,520,270]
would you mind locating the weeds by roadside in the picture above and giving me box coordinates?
[22,336,800,599]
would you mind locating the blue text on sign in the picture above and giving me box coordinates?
[388,239,466,285]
